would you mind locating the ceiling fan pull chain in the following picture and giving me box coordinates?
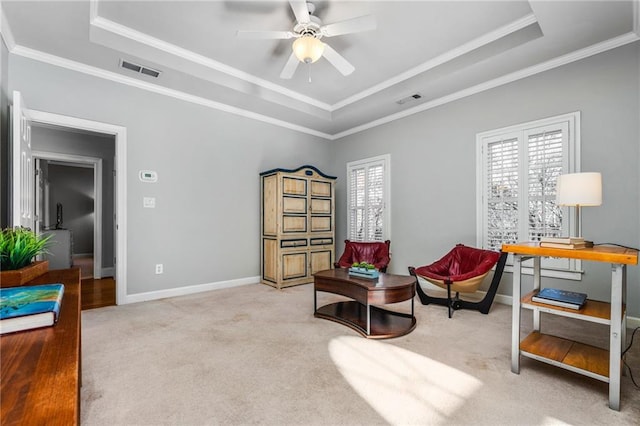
[308,62,312,83]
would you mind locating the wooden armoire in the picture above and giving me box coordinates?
[260,165,336,289]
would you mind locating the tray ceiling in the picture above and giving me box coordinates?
[2,1,638,139]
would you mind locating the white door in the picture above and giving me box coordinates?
[34,157,44,234]
[11,91,35,229]
[113,156,117,277]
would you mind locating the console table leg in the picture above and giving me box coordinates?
[609,264,624,410]
[366,303,371,336]
[532,257,541,331]
[511,255,523,374]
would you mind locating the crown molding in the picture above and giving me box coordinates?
[89,2,332,112]
[333,31,640,139]
[0,3,16,51]
[11,45,333,140]
[331,13,539,111]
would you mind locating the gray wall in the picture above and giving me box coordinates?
[331,42,640,315]
[47,163,94,254]
[32,126,116,267]
[6,39,639,315]
[0,37,8,229]
[9,54,333,295]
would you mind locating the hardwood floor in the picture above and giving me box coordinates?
[81,277,116,310]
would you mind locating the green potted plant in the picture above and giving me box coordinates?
[349,261,379,279]
[0,227,51,287]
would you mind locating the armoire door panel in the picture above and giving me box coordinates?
[310,198,331,214]
[283,177,307,196]
[283,215,307,233]
[282,252,307,280]
[310,216,332,232]
[310,180,331,197]
[310,250,332,274]
[283,196,307,214]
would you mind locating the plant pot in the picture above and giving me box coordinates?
[348,267,379,279]
[0,260,49,287]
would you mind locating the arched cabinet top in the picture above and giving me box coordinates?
[260,165,336,180]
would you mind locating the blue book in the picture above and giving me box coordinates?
[531,287,587,309]
[0,284,65,334]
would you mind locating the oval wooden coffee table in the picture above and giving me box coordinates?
[313,268,417,339]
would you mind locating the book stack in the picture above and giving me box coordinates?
[531,287,588,310]
[539,236,593,249]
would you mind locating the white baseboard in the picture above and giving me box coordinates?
[122,275,260,305]
[101,267,114,277]
[72,253,93,258]
[492,292,640,329]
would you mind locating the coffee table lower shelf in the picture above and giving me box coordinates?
[314,300,416,339]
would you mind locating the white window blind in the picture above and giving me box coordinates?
[477,113,579,278]
[347,155,390,242]
[485,134,520,251]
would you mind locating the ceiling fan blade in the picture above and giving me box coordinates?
[322,44,355,76]
[289,0,310,24]
[280,52,300,79]
[320,15,376,37]
[236,30,294,40]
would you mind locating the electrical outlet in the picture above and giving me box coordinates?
[155,264,163,274]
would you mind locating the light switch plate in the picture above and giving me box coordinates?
[143,197,156,208]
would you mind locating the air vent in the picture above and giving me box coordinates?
[396,93,422,105]
[120,59,161,78]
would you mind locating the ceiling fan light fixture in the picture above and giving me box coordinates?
[292,35,325,63]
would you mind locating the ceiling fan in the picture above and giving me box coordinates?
[237,0,376,79]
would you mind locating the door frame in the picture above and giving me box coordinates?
[33,151,104,279]
[27,109,127,305]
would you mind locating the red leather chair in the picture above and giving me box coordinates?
[334,240,391,272]
[408,244,507,318]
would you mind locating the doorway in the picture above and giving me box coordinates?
[33,151,104,280]
[12,93,128,305]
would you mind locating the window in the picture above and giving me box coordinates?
[476,112,581,278]
[347,155,390,242]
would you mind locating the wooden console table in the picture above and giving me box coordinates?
[502,242,638,411]
[1,268,82,425]
[313,268,416,339]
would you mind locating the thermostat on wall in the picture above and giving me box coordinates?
[139,170,158,183]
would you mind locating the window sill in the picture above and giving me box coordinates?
[503,265,583,281]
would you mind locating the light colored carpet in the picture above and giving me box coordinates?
[81,283,640,425]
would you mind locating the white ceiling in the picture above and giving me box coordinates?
[2,1,639,139]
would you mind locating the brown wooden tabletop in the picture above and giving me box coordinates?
[1,268,82,426]
[502,242,638,265]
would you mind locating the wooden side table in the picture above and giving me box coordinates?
[502,242,638,410]
[1,268,82,425]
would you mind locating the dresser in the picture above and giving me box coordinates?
[42,229,73,269]
[260,165,336,289]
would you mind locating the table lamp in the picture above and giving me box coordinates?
[556,172,602,238]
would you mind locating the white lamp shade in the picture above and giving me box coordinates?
[293,36,325,63]
[556,172,602,206]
